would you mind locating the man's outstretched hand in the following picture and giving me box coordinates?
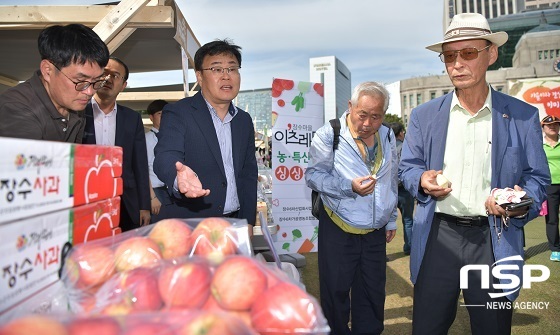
[175,162,210,198]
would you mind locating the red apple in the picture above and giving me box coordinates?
[114,236,163,272]
[251,282,325,335]
[191,217,238,259]
[211,256,267,311]
[158,260,212,309]
[177,311,257,335]
[98,267,163,313]
[121,321,175,335]
[66,317,121,335]
[62,244,115,289]
[0,316,67,335]
[148,218,192,259]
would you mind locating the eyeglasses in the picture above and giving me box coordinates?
[201,66,241,75]
[439,45,491,63]
[50,61,107,91]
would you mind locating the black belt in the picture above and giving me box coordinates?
[435,212,488,227]
[223,210,239,218]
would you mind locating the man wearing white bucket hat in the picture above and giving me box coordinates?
[399,13,550,335]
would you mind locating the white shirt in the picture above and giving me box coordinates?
[436,89,493,216]
[146,127,165,188]
[91,98,117,146]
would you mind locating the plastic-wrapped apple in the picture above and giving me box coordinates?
[436,174,450,188]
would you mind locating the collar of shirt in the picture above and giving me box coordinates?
[150,127,159,134]
[201,95,238,122]
[91,97,117,117]
[450,86,492,117]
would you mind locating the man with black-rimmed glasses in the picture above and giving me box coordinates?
[0,24,109,143]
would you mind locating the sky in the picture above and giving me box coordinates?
[5,0,448,90]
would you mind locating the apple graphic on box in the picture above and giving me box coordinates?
[158,260,212,309]
[66,317,121,335]
[99,267,163,312]
[211,256,267,311]
[83,210,116,243]
[62,244,116,289]
[251,282,323,335]
[148,218,192,259]
[191,217,238,259]
[83,157,118,204]
[114,236,163,272]
[0,316,68,335]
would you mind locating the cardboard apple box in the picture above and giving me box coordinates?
[0,196,122,318]
[0,137,123,224]
[0,209,70,318]
[72,197,121,245]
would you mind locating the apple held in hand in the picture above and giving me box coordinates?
[436,174,450,188]
[191,217,238,259]
[211,256,268,311]
[62,244,115,289]
[148,218,192,259]
[158,260,212,309]
[114,236,163,272]
[251,282,325,335]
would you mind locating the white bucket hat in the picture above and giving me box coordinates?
[426,13,508,52]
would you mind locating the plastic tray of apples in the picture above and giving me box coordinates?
[60,217,252,311]
[0,310,259,335]
[65,254,330,335]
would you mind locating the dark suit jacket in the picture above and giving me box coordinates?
[83,102,151,230]
[153,92,257,225]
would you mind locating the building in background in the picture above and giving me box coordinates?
[309,56,352,122]
[235,88,272,133]
[444,0,525,28]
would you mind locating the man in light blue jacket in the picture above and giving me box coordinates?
[305,81,398,335]
[399,13,550,335]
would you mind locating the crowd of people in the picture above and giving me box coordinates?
[0,13,556,335]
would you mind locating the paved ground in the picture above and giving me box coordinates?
[301,215,559,334]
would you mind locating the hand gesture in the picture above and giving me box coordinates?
[175,162,210,198]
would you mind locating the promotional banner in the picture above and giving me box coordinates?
[270,78,324,254]
[509,77,560,119]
